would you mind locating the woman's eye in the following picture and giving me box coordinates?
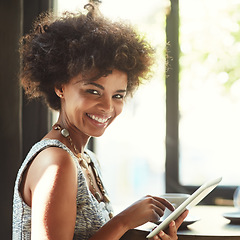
[113,94,124,99]
[86,89,99,95]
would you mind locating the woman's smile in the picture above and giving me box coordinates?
[58,69,128,138]
[86,113,112,126]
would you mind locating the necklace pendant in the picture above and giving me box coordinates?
[60,128,69,138]
[103,194,110,203]
[95,192,101,202]
[84,153,91,164]
[80,159,88,169]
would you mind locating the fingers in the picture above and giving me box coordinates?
[152,221,178,240]
[175,210,189,229]
[152,231,166,240]
[146,195,175,213]
[150,196,175,212]
[143,195,174,223]
[167,221,178,239]
[151,210,189,240]
[152,232,163,240]
[144,196,175,222]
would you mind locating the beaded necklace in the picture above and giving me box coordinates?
[53,124,111,205]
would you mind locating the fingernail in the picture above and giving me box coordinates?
[170,221,175,227]
[160,231,164,237]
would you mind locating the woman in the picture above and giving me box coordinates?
[13,3,188,240]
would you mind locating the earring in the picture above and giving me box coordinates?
[59,94,63,98]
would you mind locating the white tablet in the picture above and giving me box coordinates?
[146,177,222,239]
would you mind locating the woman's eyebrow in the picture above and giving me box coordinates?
[84,82,104,90]
[116,89,127,93]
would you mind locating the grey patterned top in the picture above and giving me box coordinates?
[12,139,113,240]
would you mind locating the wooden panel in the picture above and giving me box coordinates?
[21,0,53,159]
[0,0,22,238]
[0,0,52,238]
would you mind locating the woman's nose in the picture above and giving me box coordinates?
[98,96,113,112]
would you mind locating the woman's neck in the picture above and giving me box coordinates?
[55,115,90,154]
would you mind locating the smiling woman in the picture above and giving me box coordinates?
[12,2,188,240]
[54,69,128,137]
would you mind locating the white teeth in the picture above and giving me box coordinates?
[87,114,110,123]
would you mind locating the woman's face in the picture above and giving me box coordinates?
[58,69,128,137]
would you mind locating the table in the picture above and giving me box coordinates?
[120,206,240,240]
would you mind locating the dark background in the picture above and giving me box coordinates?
[0,0,52,238]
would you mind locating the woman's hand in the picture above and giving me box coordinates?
[116,195,175,230]
[151,210,189,240]
[89,196,187,240]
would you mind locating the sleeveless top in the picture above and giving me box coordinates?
[12,139,113,240]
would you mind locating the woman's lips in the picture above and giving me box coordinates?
[86,113,112,124]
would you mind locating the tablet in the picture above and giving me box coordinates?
[146,177,222,239]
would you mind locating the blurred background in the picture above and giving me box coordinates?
[1,0,240,238]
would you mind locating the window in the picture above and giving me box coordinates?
[179,0,240,186]
[167,0,240,204]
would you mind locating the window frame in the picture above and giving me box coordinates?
[165,0,237,205]
[21,0,55,159]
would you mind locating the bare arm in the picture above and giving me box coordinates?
[27,148,78,240]
[89,196,177,240]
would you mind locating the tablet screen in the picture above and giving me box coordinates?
[146,177,222,238]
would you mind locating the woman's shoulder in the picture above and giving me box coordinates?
[30,138,69,152]
[28,144,77,189]
[25,139,75,162]
[29,139,77,177]
[34,142,73,165]
[19,139,78,207]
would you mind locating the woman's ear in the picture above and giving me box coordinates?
[55,86,64,98]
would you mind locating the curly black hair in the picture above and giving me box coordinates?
[20,4,155,110]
